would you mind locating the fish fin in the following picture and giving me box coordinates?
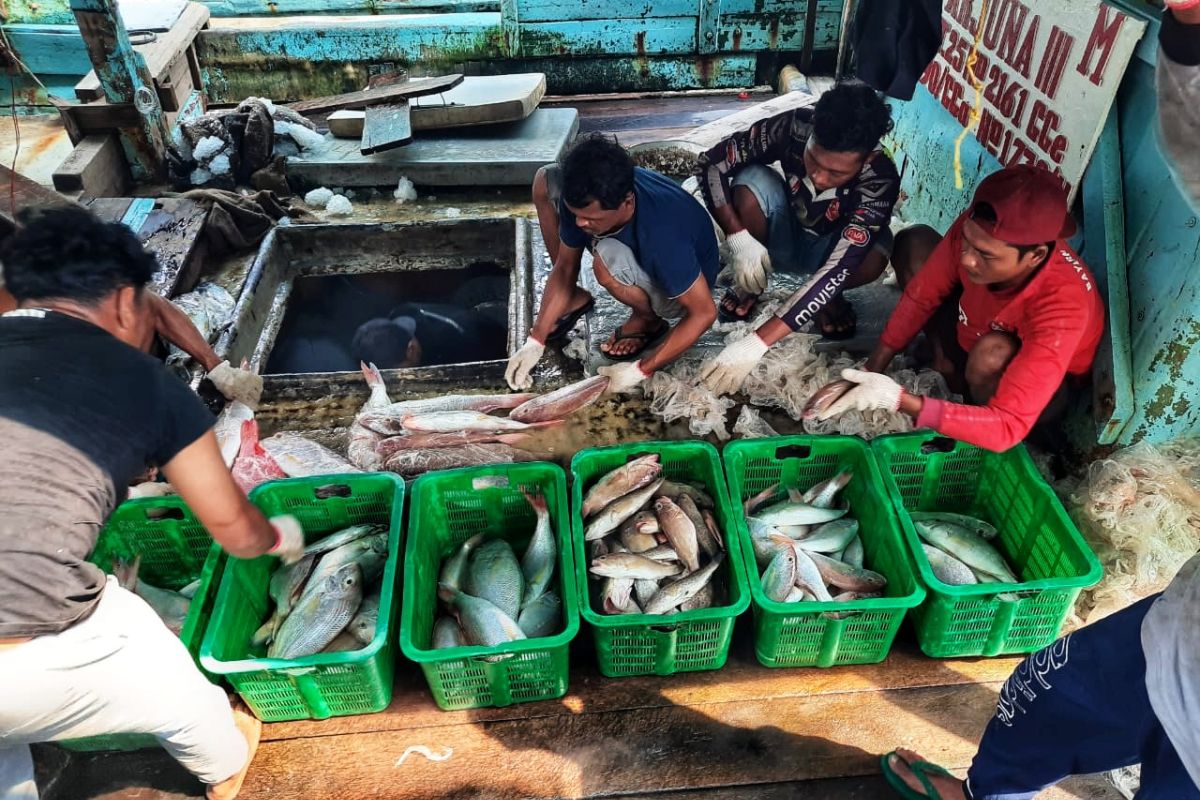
[361,361,382,386]
[767,532,795,548]
[520,488,548,513]
[251,618,276,647]
[437,582,458,605]
[178,579,202,599]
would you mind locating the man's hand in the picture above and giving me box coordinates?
[699,333,769,395]
[722,230,773,295]
[816,368,905,420]
[597,361,650,393]
[208,361,264,408]
[505,336,545,390]
[267,515,306,564]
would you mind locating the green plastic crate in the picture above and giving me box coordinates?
[62,497,227,752]
[723,436,926,668]
[399,462,579,711]
[872,432,1102,658]
[570,441,751,678]
[200,473,405,721]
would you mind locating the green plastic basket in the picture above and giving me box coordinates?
[399,462,579,711]
[723,436,926,668]
[872,432,1103,658]
[62,497,227,752]
[199,473,405,721]
[570,441,751,678]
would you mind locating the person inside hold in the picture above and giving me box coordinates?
[810,164,1105,454]
[0,208,306,800]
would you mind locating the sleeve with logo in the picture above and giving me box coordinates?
[879,220,964,351]
[775,162,901,331]
[915,289,1091,452]
[693,110,800,211]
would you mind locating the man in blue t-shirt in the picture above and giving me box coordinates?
[504,134,720,393]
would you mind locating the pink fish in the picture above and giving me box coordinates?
[231,419,287,494]
[508,375,609,424]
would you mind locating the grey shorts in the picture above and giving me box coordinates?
[731,164,894,273]
[539,164,683,320]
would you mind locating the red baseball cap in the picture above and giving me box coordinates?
[969,165,1076,245]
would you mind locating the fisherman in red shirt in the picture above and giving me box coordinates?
[812,165,1104,453]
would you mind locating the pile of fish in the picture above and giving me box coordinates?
[351,364,609,478]
[433,490,561,647]
[745,471,888,611]
[583,455,728,616]
[251,523,388,659]
[166,282,235,379]
[910,511,1020,586]
[112,556,201,635]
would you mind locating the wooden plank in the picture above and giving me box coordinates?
[515,0,695,22]
[285,74,464,116]
[517,18,696,56]
[0,164,76,237]
[51,133,130,197]
[359,103,413,155]
[154,51,195,113]
[83,197,209,296]
[55,100,145,136]
[75,2,211,102]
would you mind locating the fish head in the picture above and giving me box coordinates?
[652,496,677,515]
[327,562,362,596]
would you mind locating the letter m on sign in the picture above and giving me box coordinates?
[1076,6,1126,87]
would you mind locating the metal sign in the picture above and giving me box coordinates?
[919,0,1146,195]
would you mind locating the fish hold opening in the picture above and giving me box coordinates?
[265,262,511,375]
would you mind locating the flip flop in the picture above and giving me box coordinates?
[601,320,670,362]
[717,288,760,323]
[879,751,954,800]
[817,295,857,341]
[545,296,596,343]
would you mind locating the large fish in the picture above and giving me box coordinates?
[214,400,254,468]
[580,454,662,519]
[921,543,978,586]
[507,375,609,424]
[654,496,700,572]
[253,552,317,646]
[519,490,556,607]
[802,470,853,509]
[439,533,485,594]
[645,554,724,614]
[802,379,855,420]
[751,500,847,527]
[384,443,535,478]
[378,392,537,419]
[304,524,384,558]
[112,557,191,635]
[432,615,466,649]
[466,539,524,621]
[375,431,530,458]
[807,551,887,593]
[269,562,362,659]
[231,419,288,494]
[400,411,555,434]
[743,482,781,515]
[584,479,664,541]
[262,432,361,477]
[590,552,683,580]
[518,592,561,637]
[438,584,526,647]
[914,520,1018,583]
[308,531,389,588]
[348,362,392,471]
[795,519,859,554]
[656,480,715,510]
[910,511,999,541]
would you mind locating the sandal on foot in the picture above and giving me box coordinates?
[717,288,761,323]
[879,751,954,800]
[601,320,670,362]
[545,296,596,343]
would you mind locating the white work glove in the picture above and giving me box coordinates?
[208,361,263,408]
[816,368,905,420]
[723,230,773,295]
[505,336,545,390]
[699,333,770,395]
[267,515,305,564]
[597,361,651,393]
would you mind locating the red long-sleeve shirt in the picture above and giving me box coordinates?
[880,215,1105,452]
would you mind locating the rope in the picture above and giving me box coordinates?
[954,0,990,190]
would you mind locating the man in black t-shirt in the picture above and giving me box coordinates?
[351,301,507,369]
[0,208,305,800]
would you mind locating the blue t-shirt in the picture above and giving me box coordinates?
[559,167,720,299]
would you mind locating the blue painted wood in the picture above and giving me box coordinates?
[718,12,839,52]
[517,18,696,56]
[199,0,498,13]
[3,25,93,75]
[0,74,80,110]
[515,0,695,23]
[719,0,841,17]
[698,0,720,55]
[2,0,74,25]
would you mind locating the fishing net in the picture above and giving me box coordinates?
[645,363,736,440]
[731,405,780,439]
[1065,437,1200,626]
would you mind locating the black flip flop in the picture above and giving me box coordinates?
[601,320,670,362]
[717,288,761,323]
[817,296,857,341]
[544,296,596,343]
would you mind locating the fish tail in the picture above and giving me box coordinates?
[361,361,383,387]
[527,419,566,429]
[497,433,531,446]
[520,488,548,514]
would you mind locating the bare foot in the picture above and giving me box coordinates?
[888,748,966,800]
[206,701,262,800]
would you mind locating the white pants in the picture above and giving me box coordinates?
[0,578,248,799]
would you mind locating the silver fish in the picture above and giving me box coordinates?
[349,592,379,645]
[654,496,700,572]
[303,524,383,558]
[438,584,526,647]
[466,539,524,621]
[375,392,537,420]
[748,517,792,569]
[261,433,360,478]
[921,543,978,586]
[842,535,865,569]
[590,553,682,580]
[761,547,797,603]
[915,520,1018,583]
[802,470,853,509]
[601,577,636,614]
[743,482,781,515]
[254,552,317,646]
[520,489,556,607]
[580,454,662,519]
[802,379,855,420]
[518,591,561,637]
[270,562,362,659]
[584,479,664,541]
[752,500,847,527]
[796,519,860,554]
[432,615,466,649]
[633,578,659,609]
[401,411,551,434]
[910,511,999,541]
[508,375,610,424]
[384,443,535,478]
[645,554,724,614]
[308,531,389,588]
[808,551,887,593]
[375,431,530,456]
[769,535,832,602]
[440,533,486,595]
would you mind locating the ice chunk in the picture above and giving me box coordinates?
[304,187,334,207]
[190,167,213,186]
[287,124,329,153]
[393,177,418,204]
[444,207,463,218]
[325,194,353,216]
[209,153,232,176]
[193,135,226,163]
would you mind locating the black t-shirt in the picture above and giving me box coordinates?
[0,310,215,637]
[389,302,506,366]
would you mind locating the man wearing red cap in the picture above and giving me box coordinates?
[813,165,1104,453]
